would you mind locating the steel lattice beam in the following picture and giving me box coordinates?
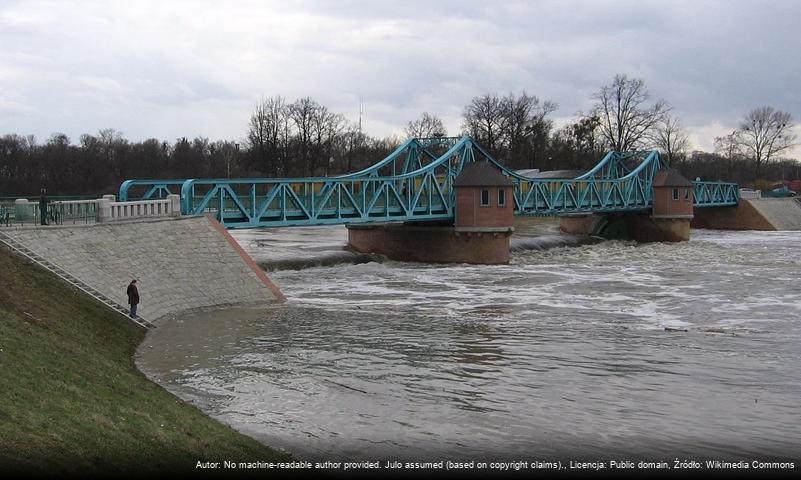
[120,137,740,228]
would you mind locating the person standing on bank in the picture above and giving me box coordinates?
[39,188,48,226]
[127,280,140,318]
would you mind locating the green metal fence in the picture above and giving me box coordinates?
[0,199,99,226]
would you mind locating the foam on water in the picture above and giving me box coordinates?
[259,233,732,331]
[137,224,801,461]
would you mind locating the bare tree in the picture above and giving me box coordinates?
[554,114,604,170]
[340,121,367,172]
[311,105,345,176]
[500,92,557,168]
[405,112,447,138]
[565,115,602,153]
[248,98,271,173]
[591,74,670,152]
[714,131,745,180]
[736,106,797,178]
[289,97,319,176]
[247,96,290,176]
[651,114,690,164]
[462,94,505,151]
[94,128,128,178]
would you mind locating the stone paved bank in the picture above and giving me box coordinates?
[692,198,801,231]
[2,215,283,323]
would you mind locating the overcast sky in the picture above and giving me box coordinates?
[1,0,799,156]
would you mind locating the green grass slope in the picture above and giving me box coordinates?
[0,245,289,475]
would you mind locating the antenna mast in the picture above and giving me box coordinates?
[358,95,363,137]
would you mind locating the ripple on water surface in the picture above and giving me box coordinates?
[137,226,801,461]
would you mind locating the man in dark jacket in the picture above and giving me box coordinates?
[126,280,140,318]
[39,188,48,226]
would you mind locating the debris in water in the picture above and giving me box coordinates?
[704,327,736,336]
[664,327,688,332]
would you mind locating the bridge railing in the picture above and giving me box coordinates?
[177,138,476,228]
[119,179,187,202]
[693,181,740,207]
[50,199,99,224]
[174,140,672,225]
[1,198,98,226]
[0,203,12,226]
[99,195,181,222]
[738,188,761,200]
[1,196,182,226]
[118,138,465,202]
[508,177,654,215]
[179,176,454,228]
[120,137,741,228]
[471,142,667,215]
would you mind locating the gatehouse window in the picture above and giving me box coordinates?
[684,188,690,200]
[498,188,506,206]
[480,188,490,206]
[672,188,679,200]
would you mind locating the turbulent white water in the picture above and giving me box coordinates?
[137,222,801,462]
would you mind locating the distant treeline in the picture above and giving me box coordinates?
[1,75,798,196]
[0,129,398,197]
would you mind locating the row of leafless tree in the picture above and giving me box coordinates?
[0,127,397,196]
[454,74,797,178]
[594,75,797,179]
[0,74,797,196]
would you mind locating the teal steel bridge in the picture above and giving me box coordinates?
[119,136,740,229]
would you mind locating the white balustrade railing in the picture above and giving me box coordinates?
[739,189,761,199]
[5,194,181,225]
[99,194,181,222]
[110,199,170,219]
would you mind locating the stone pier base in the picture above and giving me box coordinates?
[559,213,691,242]
[631,216,691,242]
[347,223,513,264]
[559,215,606,237]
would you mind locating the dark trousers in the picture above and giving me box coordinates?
[130,304,138,318]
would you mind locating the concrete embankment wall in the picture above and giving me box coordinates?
[748,198,801,230]
[1,215,283,323]
[692,198,801,231]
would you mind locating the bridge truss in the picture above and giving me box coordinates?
[119,136,740,229]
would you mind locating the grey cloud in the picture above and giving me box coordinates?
[0,0,798,156]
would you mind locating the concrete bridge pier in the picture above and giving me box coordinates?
[347,223,513,264]
[347,162,516,264]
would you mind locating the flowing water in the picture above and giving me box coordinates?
[137,220,801,462]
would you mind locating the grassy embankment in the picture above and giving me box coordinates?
[0,245,289,474]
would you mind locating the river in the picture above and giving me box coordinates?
[136,220,801,462]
